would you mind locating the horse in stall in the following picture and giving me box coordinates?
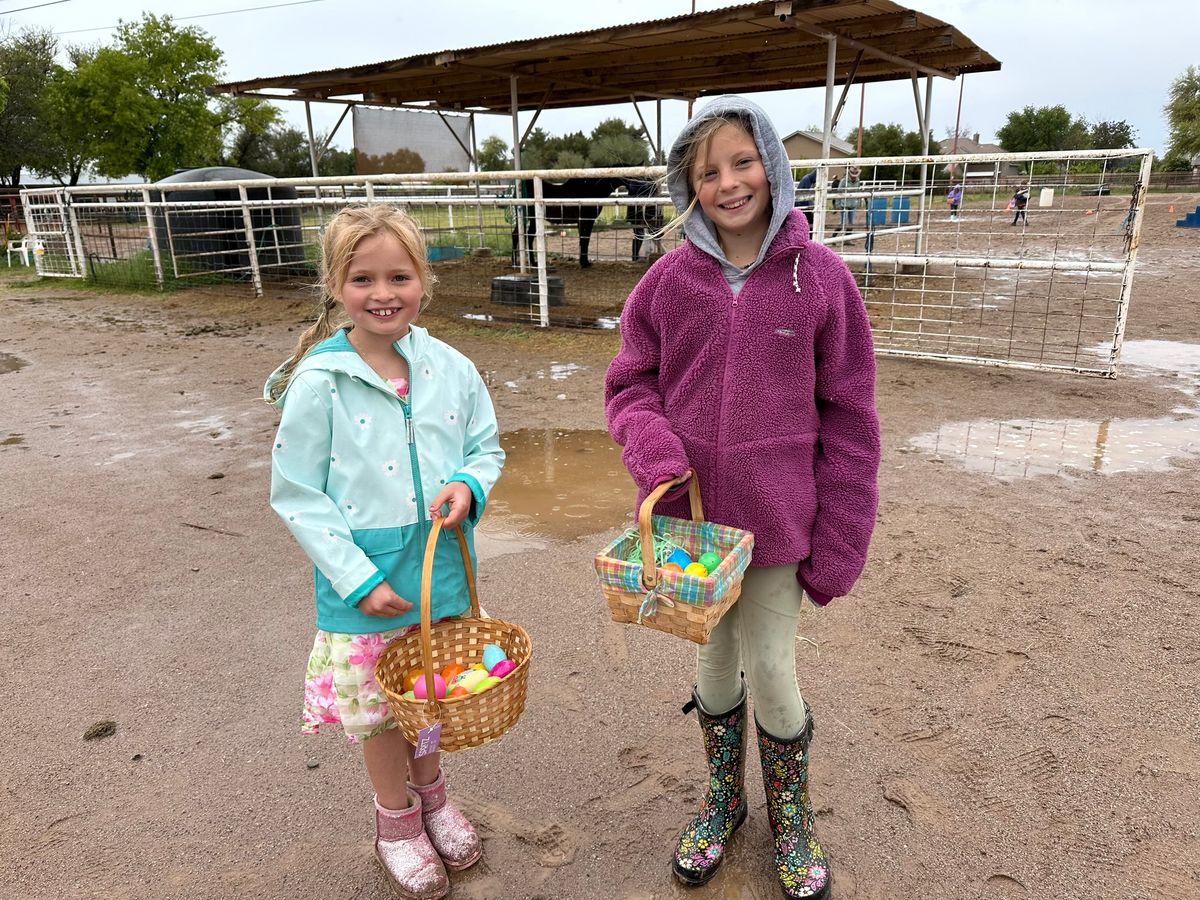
[625,176,666,262]
[510,176,628,268]
[510,175,666,267]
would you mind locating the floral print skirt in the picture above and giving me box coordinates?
[302,627,415,743]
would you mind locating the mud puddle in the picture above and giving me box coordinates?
[476,428,634,558]
[909,340,1200,478]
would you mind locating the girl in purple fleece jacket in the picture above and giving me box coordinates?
[605,96,880,899]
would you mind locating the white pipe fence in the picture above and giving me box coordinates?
[18,148,1152,376]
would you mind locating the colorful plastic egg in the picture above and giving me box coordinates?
[413,672,447,700]
[402,690,416,701]
[482,643,508,671]
[684,562,709,577]
[490,658,517,679]
[698,551,722,572]
[472,675,502,693]
[661,562,684,574]
[441,663,466,683]
[402,668,426,693]
[667,548,692,569]
[457,669,488,692]
[448,685,470,699]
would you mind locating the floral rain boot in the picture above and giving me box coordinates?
[409,770,483,871]
[374,791,449,900]
[756,704,832,899]
[672,684,748,885]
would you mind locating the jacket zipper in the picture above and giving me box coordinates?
[707,242,800,522]
[396,352,426,533]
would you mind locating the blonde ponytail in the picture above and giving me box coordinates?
[265,295,346,404]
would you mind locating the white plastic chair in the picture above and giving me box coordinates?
[5,236,42,267]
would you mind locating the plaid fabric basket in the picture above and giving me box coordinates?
[594,470,753,644]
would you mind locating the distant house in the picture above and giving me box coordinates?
[937,133,1022,179]
[782,129,855,162]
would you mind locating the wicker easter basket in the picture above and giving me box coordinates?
[376,519,531,752]
[594,470,754,644]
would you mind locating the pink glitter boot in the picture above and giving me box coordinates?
[374,792,449,900]
[409,771,483,871]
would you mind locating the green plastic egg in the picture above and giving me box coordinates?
[698,551,722,572]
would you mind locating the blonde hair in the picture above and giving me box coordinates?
[657,111,756,238]
[266,205,436,403]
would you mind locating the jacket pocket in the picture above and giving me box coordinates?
[353,526,406,557]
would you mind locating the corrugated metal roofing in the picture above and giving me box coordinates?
[210,0,999,112]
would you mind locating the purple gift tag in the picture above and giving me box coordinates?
[414,722,442,758]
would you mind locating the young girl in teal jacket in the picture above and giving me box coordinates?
[265,205,504,899]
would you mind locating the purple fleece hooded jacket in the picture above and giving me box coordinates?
[604,97,880,605]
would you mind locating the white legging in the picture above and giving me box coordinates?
[696,562,809,739]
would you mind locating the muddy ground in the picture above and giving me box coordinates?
[1,196,1198,900]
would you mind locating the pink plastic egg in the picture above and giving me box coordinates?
[490,658,517,679]
[413,672,447,700]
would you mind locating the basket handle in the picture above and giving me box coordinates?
[417,517,481,716]
[637,469,704,590]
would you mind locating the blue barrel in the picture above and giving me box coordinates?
[891,196,911,224]
[868,197,889,226]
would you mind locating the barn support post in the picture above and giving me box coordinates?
[469,113,486,251]
[304,101,325,230]
[813,33,837,242]
[511,75,528,273]
[656,100,663,164]
[914,74,933,253]
[304,101,320,178]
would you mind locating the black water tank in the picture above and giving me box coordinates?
[151,166,306,276]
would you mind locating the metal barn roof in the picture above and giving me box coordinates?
[210,0,1000,112]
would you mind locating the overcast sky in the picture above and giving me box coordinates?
[2,0,1194,161]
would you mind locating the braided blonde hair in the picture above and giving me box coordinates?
[266,205,436,403]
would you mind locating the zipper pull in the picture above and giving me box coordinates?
[406,415,414,444]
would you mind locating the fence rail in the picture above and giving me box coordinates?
[17,148,1153,376]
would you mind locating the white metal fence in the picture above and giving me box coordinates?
[18,148,1151,376]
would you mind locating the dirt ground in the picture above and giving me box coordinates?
[2,196,1199,900]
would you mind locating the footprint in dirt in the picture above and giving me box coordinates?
[457,797,582,867]
[981,873,1029,898]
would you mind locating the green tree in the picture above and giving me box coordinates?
[36,52,96,186]
[590,118,644,143]
[0,27,57,186]
[476,135,510,171]
[996,105,1089,153]
[216,96,283,170]
[518,127,552,168]
[553,150,588,170]
[319,144,356,177]
[249,126,309,177]
[589,133,649,166]
[587,119,649,165]
[547,130,589,167]
[1088,119,1137,150]
[0,76,8,118]
[1165,65,1200,161]
[855,122,925,157]
[75,14,223,181]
